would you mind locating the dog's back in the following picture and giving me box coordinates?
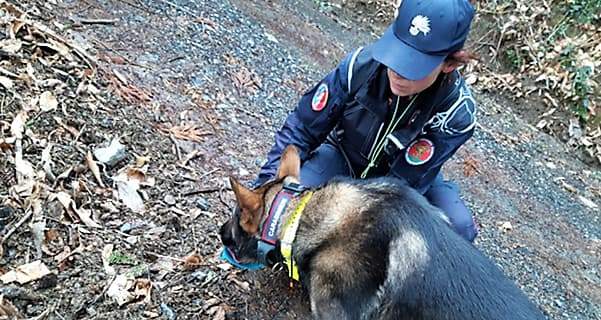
[361,178,545,320]
[298,177,545,320]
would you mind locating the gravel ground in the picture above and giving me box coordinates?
[2,0,600,319]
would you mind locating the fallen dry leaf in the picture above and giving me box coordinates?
[107,275,152,306]
[157,124,211,143]
[0,260,51,284]
[0,38,22,54]
[102,244,116,275]
[0,76,13,89]
[107,274,133,306]
[114,178,144,213]
[10,111,27,139]
[183,254,202,271]
[40,143,54,181]
[112,166,155,213]
[0,295,23,319]
[463,157,480,177]
[39,91,58,112]
[212,306,226,320]
[52,191,102,228]
[135,154,151,167]
[14,154,34,181]
[134,279,152,304]
[86,151,105,187]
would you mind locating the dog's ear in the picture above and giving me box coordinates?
[229,176,264,234]
[277,145,301,180]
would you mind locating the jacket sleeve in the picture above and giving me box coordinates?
[388,84,477,194]
[254,48,363,186]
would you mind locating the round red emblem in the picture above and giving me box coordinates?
[405,138,434,165]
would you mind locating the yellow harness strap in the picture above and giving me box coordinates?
[280,191,313,284]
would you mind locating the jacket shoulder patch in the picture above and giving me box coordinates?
[311,83,329,111]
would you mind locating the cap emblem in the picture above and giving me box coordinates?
[409,15,431,36]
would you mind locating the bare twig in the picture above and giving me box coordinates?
[198,168,219,180]
[182,187,223,197]
[1,209,33,244]
[491,25,507,63]
[145,251,186,263]
[0,67,19,78]
[24,20,97,69]
[180,149,202,166]
[169,134,182,161]
[79,18,119,25]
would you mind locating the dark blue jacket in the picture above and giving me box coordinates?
[257,45,476,193]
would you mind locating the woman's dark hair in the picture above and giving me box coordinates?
[445,50,478,65]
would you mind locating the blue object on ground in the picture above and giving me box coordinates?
[220,247,264,270]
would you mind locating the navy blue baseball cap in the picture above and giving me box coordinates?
[373,0,475,80]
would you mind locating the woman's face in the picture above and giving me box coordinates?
[387,63,445,97]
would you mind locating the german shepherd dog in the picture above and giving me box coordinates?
[220,146,545,320]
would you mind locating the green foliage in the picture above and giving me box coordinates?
[127,264,148,277]
[550,0,599,122]
[109,251,137,265]
[504,48,523,70]
[565,0,601,24]
[572,66,593,121]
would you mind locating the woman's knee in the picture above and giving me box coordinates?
[426,178,478,242]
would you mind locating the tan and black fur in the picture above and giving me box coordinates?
[220,146,546,320]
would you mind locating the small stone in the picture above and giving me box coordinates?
[164,194,176,206]
[36,273,58,290]
[125,236,138,245]
[93,138,127,167]
[119,220,146,233]
[555,299,564,308]
[160,303,176,320]
[0,206,14,232]
[188,270,207,283]
[120,223,133,233]
[195,197,210,211]
[254,157,266,167]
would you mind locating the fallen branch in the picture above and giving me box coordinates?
[4,2,99,70]
[0,209,33,255]
[0,67,19,78]
[182,187,224,197]
[169,134,182,161]
[79,18,118,25]
[28,20,97,68]
[145,251,186,263]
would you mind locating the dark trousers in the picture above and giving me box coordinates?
[300,143,478,242]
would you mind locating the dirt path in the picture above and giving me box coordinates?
[2,0,600,319]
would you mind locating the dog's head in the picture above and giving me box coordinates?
[219,145,301,264]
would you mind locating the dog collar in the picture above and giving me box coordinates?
[257,182,306,266]
[280,191,313,283]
